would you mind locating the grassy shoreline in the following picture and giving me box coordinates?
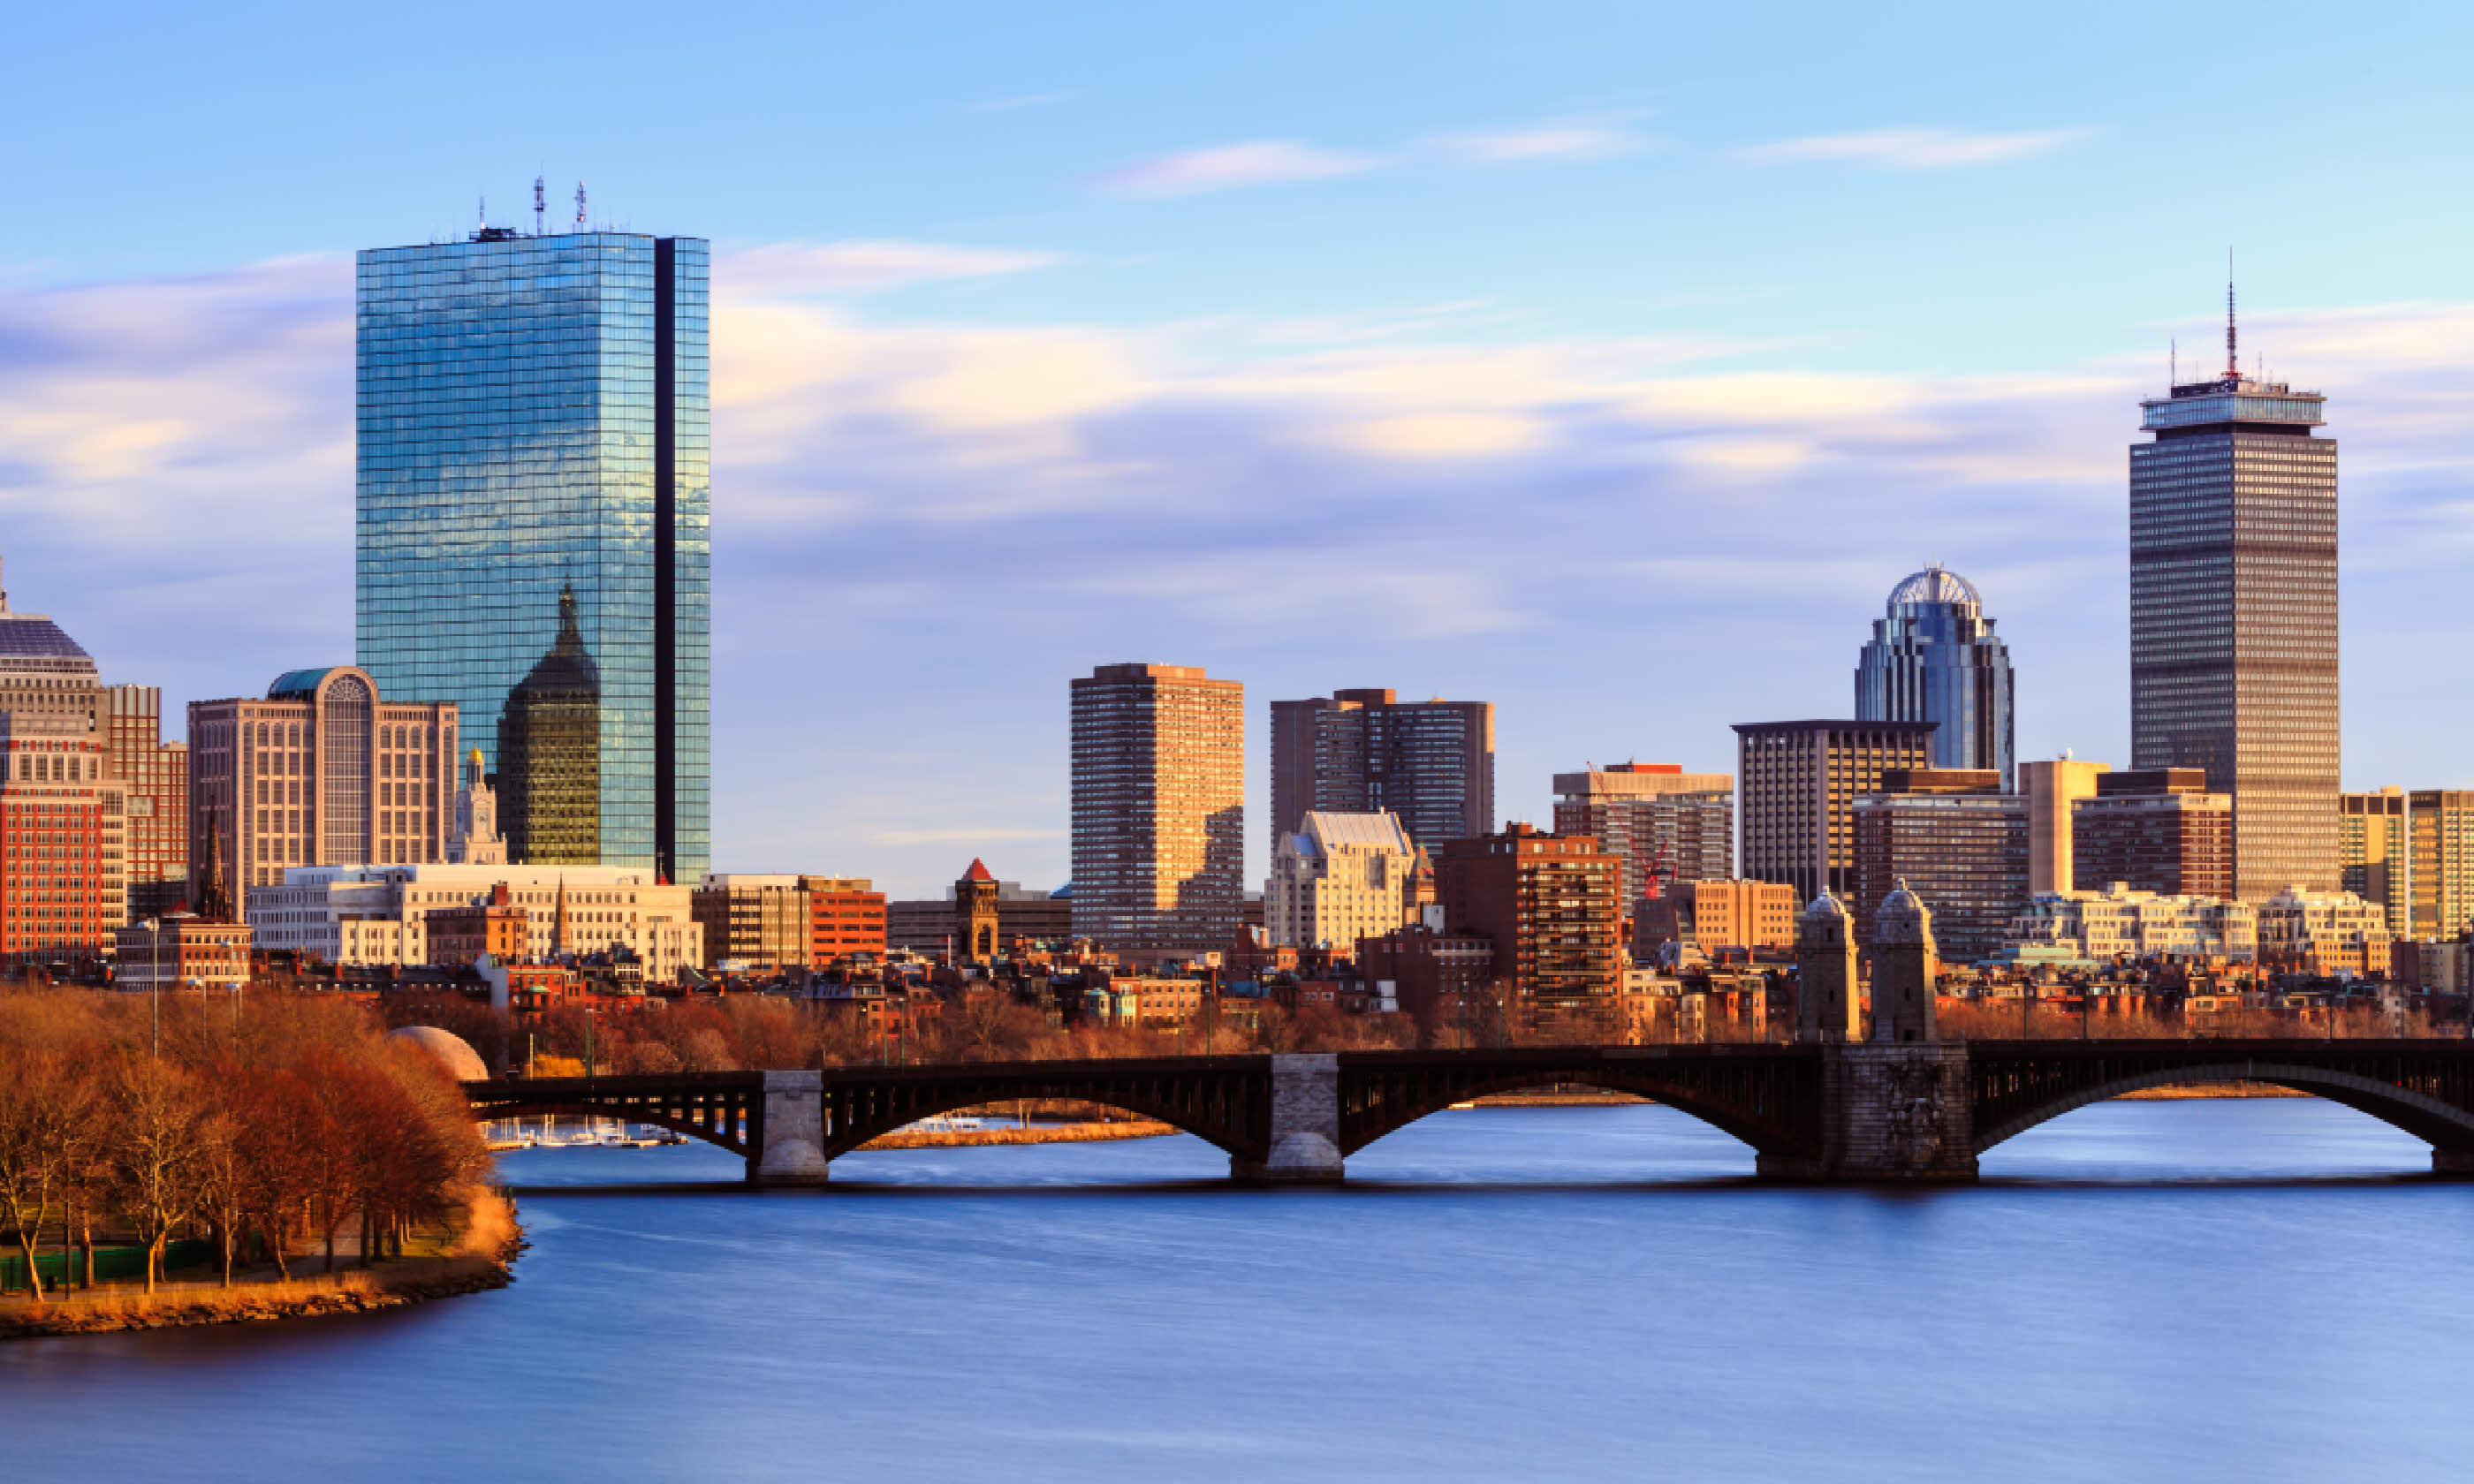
[861,1120,1177,1150]
[0,1189,522,1342]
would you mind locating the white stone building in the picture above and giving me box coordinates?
[1266,811,1416,950]
[2001,884,2258,964]
[247,863,703,982]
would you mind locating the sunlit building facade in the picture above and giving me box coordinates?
[1071,662,1245,957]
[2130,351,2338,899]
[2338,788,2409,935]
[355,225,710,882]
[187,668,458,890]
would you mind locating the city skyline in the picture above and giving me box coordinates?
[11,10,2474,900]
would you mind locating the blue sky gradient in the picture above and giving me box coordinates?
[5,2,2470,895]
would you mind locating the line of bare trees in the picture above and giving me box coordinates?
[0,988,489,1301]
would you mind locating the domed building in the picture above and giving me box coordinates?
[387,1024,490,1082]
[1855,565,2015,790]
[0,559,114,968]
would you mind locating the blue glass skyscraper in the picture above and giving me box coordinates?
[355,220,710,882]
[1855,566,2015,790]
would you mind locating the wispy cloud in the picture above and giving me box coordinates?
[1738,126,2093,170]
[723,240,1063,296]
[1095,140,1386,198]
[11,255,2473,892]
[1097,119,1653,198]
[1431,124,1647,163]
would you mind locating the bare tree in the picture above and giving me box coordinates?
[106,1058,209,1292]
[0,1045,85,1298]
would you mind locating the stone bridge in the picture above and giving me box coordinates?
[460,1039,2474,1185]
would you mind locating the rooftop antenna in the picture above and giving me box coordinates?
[477,193,487,232]
[574,181,588,230]
[2171,337,2177,386]
[534,174,546,237]
[2224,247,2238,380]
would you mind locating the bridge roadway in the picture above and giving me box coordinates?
[461,1038,2474,1185]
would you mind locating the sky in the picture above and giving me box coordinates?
[5,1,2472,897]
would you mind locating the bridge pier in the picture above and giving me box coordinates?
[2433,1148,2474,1177]
[751,1071,832,1186]
[1230,1053,1346,1184]
[1761,1043,1977,1182]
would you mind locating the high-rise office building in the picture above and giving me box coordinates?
[2339,788,2409,935]
[105,685,187,919]
[1856,566,2015,789]
[2022,755,2108,896]
[1071,662,1245,957]
[355,218,710,883]
[2071,768,2234,900]
[1850,768,2029,965]
[2130,298,2337,898]
[1734,719,1937,901]
[1269,689,1493,853]
[188,667,458,890]
[2409,790,2474,940]
[1551,763,1733,903]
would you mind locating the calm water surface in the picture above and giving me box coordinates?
[6,1099,2471,1482]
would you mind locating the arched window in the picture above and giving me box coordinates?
[320,675,372,863]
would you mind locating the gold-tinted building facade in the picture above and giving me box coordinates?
[1071,662,1245,956]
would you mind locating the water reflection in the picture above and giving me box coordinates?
[5,1101,2470,1484]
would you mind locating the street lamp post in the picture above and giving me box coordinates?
[140,917,161,1058]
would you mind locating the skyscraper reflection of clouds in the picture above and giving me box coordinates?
[354,220,709,882]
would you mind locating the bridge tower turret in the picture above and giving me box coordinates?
[1870,879,1938,1044]
[1796,893,1861,1042]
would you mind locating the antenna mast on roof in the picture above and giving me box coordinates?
[477,194,487,232]
[2224,247,2238,379]
[575,181,588,229]
[2171,337,2177,386]
[534,174,546,236]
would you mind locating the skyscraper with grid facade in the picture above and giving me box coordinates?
[1268,689,1493,855]
[355,220,709,882]
[2130,306,2336,900]
[1071,662,1245,957]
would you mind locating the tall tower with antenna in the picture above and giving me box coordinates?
[2129,268,2340,898]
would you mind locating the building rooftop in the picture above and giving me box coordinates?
[1887,565,1982,609]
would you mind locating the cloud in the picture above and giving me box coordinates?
[1098,120,1650,198]
[1096,140,1386,198]
[722,240,1064,297]
[10,253,2474,893]
[1738,126,2093,170]
[1431,124,1647,163]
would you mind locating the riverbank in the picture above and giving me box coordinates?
[2117,1082,2306,1100]
[0,1189,520,1342]
[862,1120,1177,1150]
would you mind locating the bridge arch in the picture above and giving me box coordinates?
[1972,1062,2474,1158]
[477,1099,751,1156]
[816,1086,1256,1163]
[1337,1057,1820,1166]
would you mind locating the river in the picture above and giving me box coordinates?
[6,1098,2471,1482]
